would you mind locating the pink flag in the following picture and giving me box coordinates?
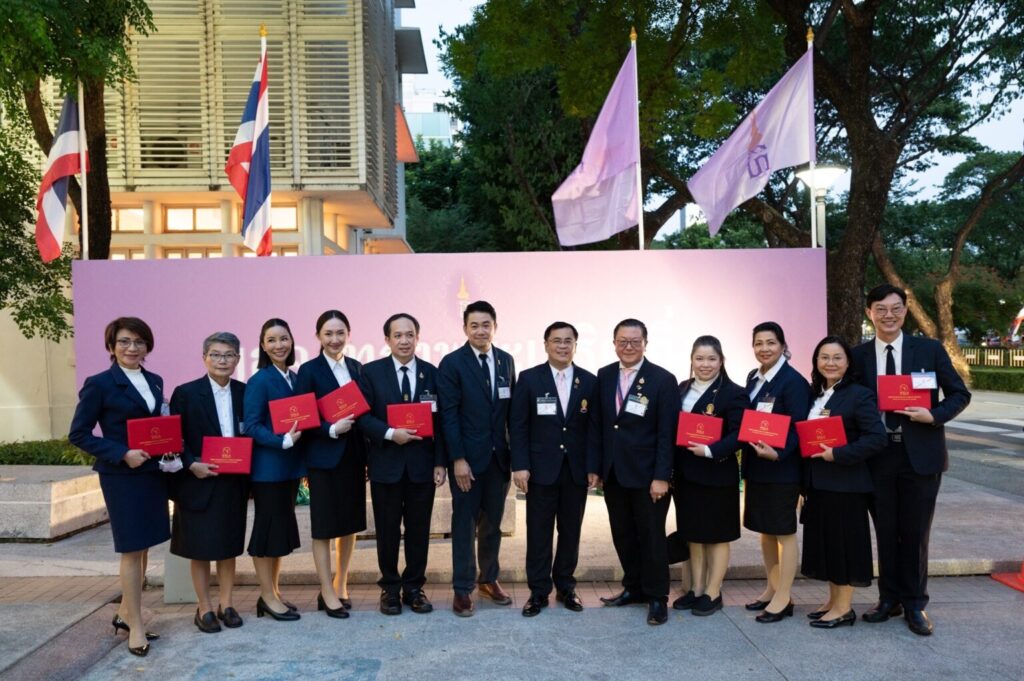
[688,49,815,236]
[552,44,640,246]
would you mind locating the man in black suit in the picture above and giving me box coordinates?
[358,314,447,616]
[510,321,598,617]
[852,284,971,636]
[438,300,517,616]
[590,319,679,626]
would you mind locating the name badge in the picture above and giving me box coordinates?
[498,386,511,400]
[159,453,183,473]
[418,392,438,413]
[911,372,937,390]
[756,396,776,413]
[536,396,557,416]
[238,421,245,435]
[624,395,647,417]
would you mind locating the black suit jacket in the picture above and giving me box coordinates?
[674,375,748,488]
[802,381,888,493]
[741,360,810,484]
[294,354,365,470]
[169,375,247,511]
[851,335,971,475]
[509,362,597,487]
[438,342,516,475]
[589,359,679,489]
[357,356,445,484]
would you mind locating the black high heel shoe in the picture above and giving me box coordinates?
[111,614,159,640]
[318,593,350,619]
[256,597,300,621]
[128,643,150,657]
[755,602,794,623]
[809,609,856,629]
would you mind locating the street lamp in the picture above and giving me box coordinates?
[795,164,848,248]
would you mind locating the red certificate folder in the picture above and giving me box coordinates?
[676,412,723,446]
[200,436,252,474]
[877,375,932,411]
[386,402,434,438]
[795,417,849,457]
[317,382,371,423]
[126,415,182,455]
[268,392,321,434]
[737,409,791,449]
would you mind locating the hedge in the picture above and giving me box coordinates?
[969,367,1024,393]
[0,439,92,466]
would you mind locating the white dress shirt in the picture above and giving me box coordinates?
[873,332,903,377]
[749,356,787,401]
[274,366,295,448]
[385,356,418,441]
[550,363,574,413]
[477,346,496,392]
[808,386,836,420]
[122,367,156,412]
[209,377,234,436]
[682,375,716,458]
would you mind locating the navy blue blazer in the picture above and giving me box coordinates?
[294,354,365,471]
[357,356,445,485]
[741,360,810,484]
[69,364,165,475]
[674,375,749,488]
[851,335,971,476]
[589,359,679,489]
[802,381,888,494]
[169,375,247,511]
[438,342,516,475]
[243,365,307,483]
[509,362,597,487]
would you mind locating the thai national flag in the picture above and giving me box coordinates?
[35,96,87,263]
[225,37,272,256]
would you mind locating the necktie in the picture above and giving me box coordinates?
[400,366,411,402]
[479,353,492,398]
[556,371,569,414]
[884,344,898,430]
[616,369,634,412]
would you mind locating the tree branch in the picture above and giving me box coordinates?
[871,230,938,337]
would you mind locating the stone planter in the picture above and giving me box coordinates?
[0,466,107,540]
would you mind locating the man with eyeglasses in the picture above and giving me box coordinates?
[590,319,679,626]
[852,284,970,636]
[509,322,597,617]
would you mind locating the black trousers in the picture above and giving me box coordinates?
[450,457,510,595]
[870,441,942,610]
[525,459,588,597]
[371,472,436,596]
[603,468,671,599]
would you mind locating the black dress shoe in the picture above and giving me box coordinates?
[556,590,584,612]
[691,594,723,617]
[647,599,668,626]
[862,600,903,623]
[194,609,222,633]
[522,595,549,618]
[128,643,149,657]
[317,593,350,619]
[281,599,299,612]
[111,614,159,640]
[217,606,243,628]
[601,589,645,607]
[905,609,933,636]
[755,602,794,623]
[340,597,353,610]
[807,609,829,620]
[673,590,697,611]
[257,597,300,621]
[379,591,402,616]
[809,609,856,629]
[402,590,433,614]
[744,599,771,611]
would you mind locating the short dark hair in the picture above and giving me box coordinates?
[809,335,857,395]
[865,283,907,307]
[257,318,295,369]
[544,321,578,341]
[463,300,497,325]
[105,317,154,362]
[690,334,730,381]
[752,321,791,359]
[613,318,648,340]
[203,331,240,355]
[384,313,420,337]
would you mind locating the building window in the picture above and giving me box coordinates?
[235,204,298,232]
[112,208,145,233]
[110,248,146,260]
[163,246,223,259]
[240,245,298,257]
[165,206,222,232]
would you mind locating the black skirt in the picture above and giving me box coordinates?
[800,489,873,587]
[675,478,740,544]
[743,480,799,536]
[247,479,300,557]
[308,450,367,540]
[171,476,249,561]
[99,472,170,553]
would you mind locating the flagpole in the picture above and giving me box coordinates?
[631,27,644,251]
[77,80,89,259]
[805,27,817,249]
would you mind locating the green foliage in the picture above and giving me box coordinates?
[0,439,91,466]
[653,214,768,250]
[969,368,1024,394]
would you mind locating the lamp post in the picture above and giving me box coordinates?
[795,164,848,248]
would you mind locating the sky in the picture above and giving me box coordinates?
[399,2,1023,238]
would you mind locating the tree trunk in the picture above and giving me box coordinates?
[933,278,971,384]
[82,78,112,259]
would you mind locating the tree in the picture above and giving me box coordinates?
[1,0,154,260]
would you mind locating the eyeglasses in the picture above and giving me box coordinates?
[207,353,239,362]
[115,338,147,349]
[871,305,905,316]
[615,339,645,349]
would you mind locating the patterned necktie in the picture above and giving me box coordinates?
[400,366,411,402]
[884,345,898,430]
[479,353,492,398]
[556,371,569,414]
[616,368,634,412]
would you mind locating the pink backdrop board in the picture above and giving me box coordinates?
[71,249,827,393]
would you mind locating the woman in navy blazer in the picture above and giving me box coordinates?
[243,318,306,621]
[294,310,367,618]
[68,317,168,656]
[742,321,811,623]
[671,335,749,616]
[801,336,887,628]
